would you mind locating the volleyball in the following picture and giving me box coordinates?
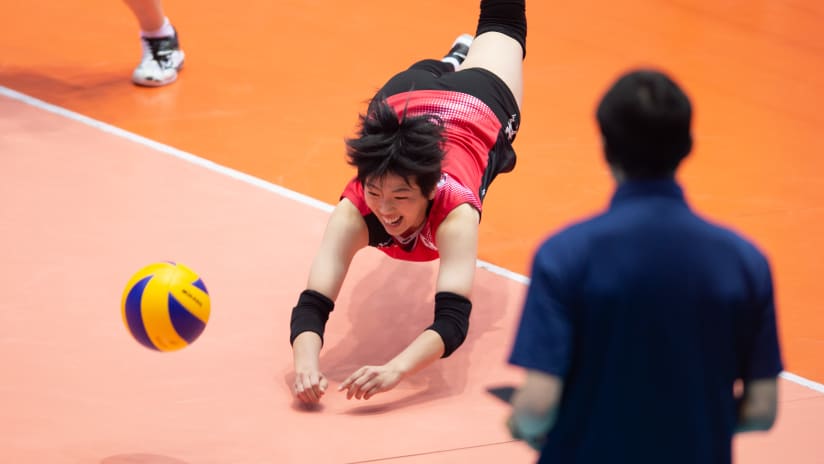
[121,261,211,352]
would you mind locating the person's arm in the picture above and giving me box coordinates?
[734,255,781,432]
[306,198,369,300]
[292,198,367,404]
[506,233,575,447]
[509,370,563,450]
[389,203,480,367]
[735,377,779,433]
[338,204,480,400]
[434,203,480,296]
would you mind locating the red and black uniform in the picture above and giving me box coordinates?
[291,1,527,355]
[342,60,521,261]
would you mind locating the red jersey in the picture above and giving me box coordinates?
[341,90,502,262]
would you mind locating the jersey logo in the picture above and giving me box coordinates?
[504,113,519,141]
[419,231,437,251]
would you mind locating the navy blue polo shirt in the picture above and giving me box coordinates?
[509,179,783,464]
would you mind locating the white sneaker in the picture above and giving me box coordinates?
[132,28,185,87]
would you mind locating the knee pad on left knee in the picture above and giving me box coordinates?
[476,0,527,58]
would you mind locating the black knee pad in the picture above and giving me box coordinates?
[476,0,527,58]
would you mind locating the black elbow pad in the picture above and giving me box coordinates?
[427,291,472,358]
[290,289,334,345]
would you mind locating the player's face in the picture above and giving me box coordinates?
[363,173,434,238]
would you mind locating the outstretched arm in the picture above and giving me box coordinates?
[292,198,367,404]
[435,203,480,297]
[306,199,369,300]
[508,371,563,450]
[735,260,781,433]
[339,204,480,400]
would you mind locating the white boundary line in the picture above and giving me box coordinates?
[0,87,334,214]
[2,85,821,395]
[780,371,824,394]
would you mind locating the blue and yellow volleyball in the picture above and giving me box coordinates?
[121,261,211,352]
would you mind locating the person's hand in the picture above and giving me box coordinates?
[507,415,546,451]
[338,364,404,400]
[294,367,328,404]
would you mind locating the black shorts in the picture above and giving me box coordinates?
[375,59,521,200]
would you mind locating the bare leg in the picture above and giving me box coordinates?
[122,0,166,32]
[457,0,526,109]
[460,31,525,109]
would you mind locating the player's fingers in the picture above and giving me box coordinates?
[309,373,325,399]
[362,384,382,400]
[349,370,378,400]
[302,388,320,403]
[295,382,310,403]
[345,379,360,399]
[296,389,311,404]
[355,376,381,400]
[295,376,320,403]
[338,367,366,391]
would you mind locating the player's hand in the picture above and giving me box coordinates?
[338,364,403,400]
[293,367,328,404]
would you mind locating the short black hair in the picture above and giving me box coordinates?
[596,69,693,178]
[345,96,446,197]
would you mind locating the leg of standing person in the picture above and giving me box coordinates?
[122,0,185,87]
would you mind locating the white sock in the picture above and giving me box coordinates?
[141,17,175,38]
[441,57,461,71]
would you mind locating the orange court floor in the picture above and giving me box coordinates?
[1,0,823,463]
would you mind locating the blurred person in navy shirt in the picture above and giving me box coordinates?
[506,69,783,464]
